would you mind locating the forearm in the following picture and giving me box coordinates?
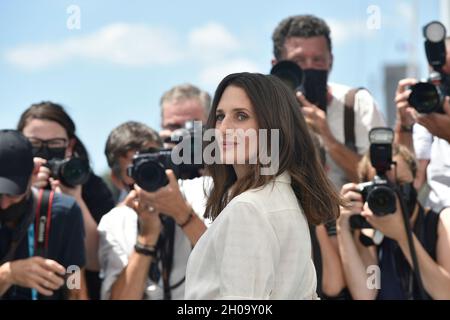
[76,198,100,271]
[337,223,377,299]
[398,234,450,299]
[179,214,206,246]
[394,122,414,153]
[316,229,346,296]
[323,135,361,183]
[414,160,429,191]
[0,263,12,297]
[110,249,152,300]
[172,205,207,246]
[67,268,89,300]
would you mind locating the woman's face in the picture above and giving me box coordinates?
[215,85,259,165]
[22,119,74,159]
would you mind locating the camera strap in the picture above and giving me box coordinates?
[344,87,365,153]
[33,188,54,258]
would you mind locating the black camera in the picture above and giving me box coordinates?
[350,128,397,229]
[408,21,450,114]
[45,158,91,188]
[127,121,203,192]
[270,60,328,111]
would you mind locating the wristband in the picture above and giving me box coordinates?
[134,242,157,258]
[179,209,195,229]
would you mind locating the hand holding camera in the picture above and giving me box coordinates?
[337,182,365,230]
[32,156,90,199]
[130,169,193,226]
[395,78,419,129]
[121,188,162,246]
[360,197,408,243]
[416,96,450,142]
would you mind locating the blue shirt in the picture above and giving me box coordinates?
[0,191,86,300]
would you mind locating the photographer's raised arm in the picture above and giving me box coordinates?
[297,93,361,182]
[394,78,418,152]
[136,170,206,246]
[315,225,346,297]
[395,208,450,299]
[337,183,378,300]
[109,191,161,300]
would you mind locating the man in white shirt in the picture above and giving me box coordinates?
[98,121,209,300]
[394,37,450,213]
[271,14,385,189]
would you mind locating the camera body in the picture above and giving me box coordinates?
[357,177,397,216]
[127,150,173,192]
[45,158,91,188]
[127,121,203,192]
[408,74,449,114]
[270,60,328,111]
[408,21,449,114]
[350,128,397,229]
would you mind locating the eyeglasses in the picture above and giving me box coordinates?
[27,137,68,149]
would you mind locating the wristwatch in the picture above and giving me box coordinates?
[400,124,413,133]
[134,242,157,258]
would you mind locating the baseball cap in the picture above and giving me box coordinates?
[0,129,34,195]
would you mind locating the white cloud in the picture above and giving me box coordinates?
[327,19,375,45]
[396,1,415,24]
[4,21,263,90]
[5,23,183,70]
[188,22,240,62]
[199,58,262,88]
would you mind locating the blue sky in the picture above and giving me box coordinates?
[0,0,443,174]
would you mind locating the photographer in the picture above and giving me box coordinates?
[395,35,450,212]
[98,122,208,300]
[17,102,115,299]
[271,14,385,187]
[0,130,87,300]
[337,139,450,299]
[159,83,211,148]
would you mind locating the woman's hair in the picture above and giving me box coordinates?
[204,72,342,224]
[358,143,417,182]
[17,101,89,161]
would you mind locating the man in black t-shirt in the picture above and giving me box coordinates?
[0,130,87,300]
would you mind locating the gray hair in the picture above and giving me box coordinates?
[160,83,211,118]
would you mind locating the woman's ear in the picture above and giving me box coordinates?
[66,138,76,158]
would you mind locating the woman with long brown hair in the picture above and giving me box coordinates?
[185,72,343,299]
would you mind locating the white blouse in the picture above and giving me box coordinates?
[185,172,318,300]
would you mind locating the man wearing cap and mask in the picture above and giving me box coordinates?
[272,15,385,188]
[0,130,87,300]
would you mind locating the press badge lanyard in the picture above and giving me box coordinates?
[27,223,38,300]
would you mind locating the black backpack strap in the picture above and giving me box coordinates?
[423,209,441,261]
[34,189,54,258]
[160,216,176,300]
[344,87,365,153]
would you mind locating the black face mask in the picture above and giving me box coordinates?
[302,69,329,112]
[32,146,66,160]
[399,182,418,216]
[0,194,32,224]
